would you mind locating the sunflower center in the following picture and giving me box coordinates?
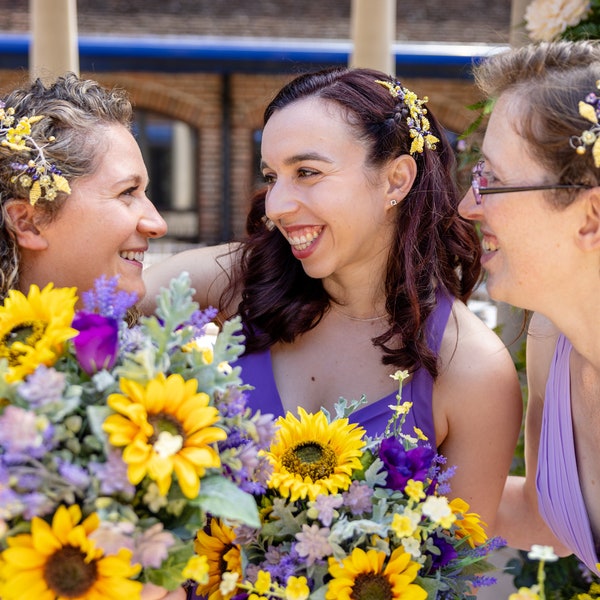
[351,573,393,600]
[282,441,337,480]
[43,545,98,598]
[148,412,184,445]
[0,320,46,365]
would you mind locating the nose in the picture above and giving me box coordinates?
[458,187,482,221]
[264,178,299,223]
[139,197,168,239]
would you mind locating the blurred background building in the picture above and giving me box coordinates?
[0,0,515,249]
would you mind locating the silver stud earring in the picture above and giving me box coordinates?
[390,199,398,206]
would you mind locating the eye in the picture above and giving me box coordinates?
[297,168,318,178]
[262,172,276,185]
[121,186,138,196]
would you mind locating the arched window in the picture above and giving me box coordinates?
[133,110,199,241]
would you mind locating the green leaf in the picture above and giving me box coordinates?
[196,474,260,528]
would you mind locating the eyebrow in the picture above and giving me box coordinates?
[260,152,333,171]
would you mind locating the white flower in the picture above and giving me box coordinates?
[527,544,559,562]
[219,572,239,595]
[422,495,456,528]
[525,0,591,41]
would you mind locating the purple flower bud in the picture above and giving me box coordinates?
[72,312,119,375]
[378,436,435,491]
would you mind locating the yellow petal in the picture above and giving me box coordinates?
[592,137,600,168]
[52,173,71,194]
[28,180,41,205]
[579,100,598,124]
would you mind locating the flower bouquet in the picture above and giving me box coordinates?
[189,372,504,600]
[0,273,275,599]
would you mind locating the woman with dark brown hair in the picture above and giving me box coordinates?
[143,66,522,533]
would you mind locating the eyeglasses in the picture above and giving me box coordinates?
[471,159,591,205]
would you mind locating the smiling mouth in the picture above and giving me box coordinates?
[482,239,499,252]
[286,226,323,251]
[120,251,145,262]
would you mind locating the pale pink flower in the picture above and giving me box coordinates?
[525,0,591,41]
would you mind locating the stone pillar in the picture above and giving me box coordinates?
[349,0,396,75]
[510,0,530,47]
[29,0,79,83]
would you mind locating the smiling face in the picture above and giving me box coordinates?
[458,92,584,312]
[260,97,400,294]
[20,123,167,303]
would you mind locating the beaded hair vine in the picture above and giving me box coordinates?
[570,80,600,168]
[0,102,71,205]
[374,78,440,156]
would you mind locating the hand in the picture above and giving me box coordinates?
[141,583,187,600]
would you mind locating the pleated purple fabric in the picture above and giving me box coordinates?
[536,334,600,575]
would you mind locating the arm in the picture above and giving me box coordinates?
[433,300,523,536]
[141,243,241,315]
[495,313,571,554]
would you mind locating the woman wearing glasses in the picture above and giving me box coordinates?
[143,66,523,533]
[459,40,600,573]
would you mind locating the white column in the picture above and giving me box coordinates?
[350,0,396,75]
[29,0,79,83]
[510,0,530,47]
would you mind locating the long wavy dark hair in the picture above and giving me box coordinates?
[223,66,481,378]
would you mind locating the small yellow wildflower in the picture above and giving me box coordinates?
[404,478,425,502]
[254,570,271,595]
[183,555,210,585]
[285,576,310,600]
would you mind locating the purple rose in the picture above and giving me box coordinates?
[72,312,119,375]
[378,437,435,491]
[426,533,458,570]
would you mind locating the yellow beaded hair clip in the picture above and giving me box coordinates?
[570,80,600,168]
[0,102,71,205]
[374,78,440,156]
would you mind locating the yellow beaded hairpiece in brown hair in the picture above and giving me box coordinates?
[0,102,71,205]
[570,80,600,168]
[375,78,440,155]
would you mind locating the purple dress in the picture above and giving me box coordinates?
[536,333,600,575]
[234,293,454,444]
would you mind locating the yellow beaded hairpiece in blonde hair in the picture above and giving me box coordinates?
[570,80,600,167]
[375,78,440,155]
[0,102,71,205]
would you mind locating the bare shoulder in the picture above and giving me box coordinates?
[141,242,242,314]
[439,299,517,377]
[434,299,522,426]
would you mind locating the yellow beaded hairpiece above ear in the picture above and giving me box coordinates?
[570,80,600,168]
[374,78,440,156]
[0,103,71,205]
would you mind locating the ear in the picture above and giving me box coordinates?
[4,200,48,250]
[384,154,417,209]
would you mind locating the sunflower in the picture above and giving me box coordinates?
[0,283,78,382]
[193,519,242,600]
[326,547,426,600]
[449,498,488,548]
[0,504,142,600]
[103,372,227,498]
[265,407,365,502]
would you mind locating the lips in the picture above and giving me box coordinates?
[285,226,324,251]
[119,251,145,262]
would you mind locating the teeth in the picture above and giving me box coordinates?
[482,239,498,252]
[287,227,323,250]
[120,251,145,262]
